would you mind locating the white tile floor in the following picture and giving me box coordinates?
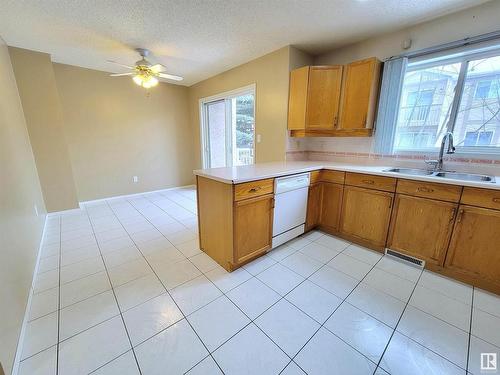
[18,186,500,375]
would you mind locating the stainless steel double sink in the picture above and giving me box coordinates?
[383,168,496,183]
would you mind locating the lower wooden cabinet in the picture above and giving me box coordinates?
[305,183,322,231]
[445,205,500,288]
[320,182,343,233]
[233,194,274,265]
[387,195,457,265]
[340,186,393,250]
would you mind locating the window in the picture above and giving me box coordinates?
[392,49,500,154]
[200,85,255,168]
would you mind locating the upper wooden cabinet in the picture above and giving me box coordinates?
[288,57,381,137]
[288,65,343,131]
[337,57,381,134]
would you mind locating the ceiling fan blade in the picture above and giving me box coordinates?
[110,72,133,77]
[158,72,183,81]
[150,64,165,73]
[107,60,134,69]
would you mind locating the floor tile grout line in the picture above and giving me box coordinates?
[180,236,381,375]
[466,287,475,373]
[373,268,425,374]
[36,190,486,375]
[114,197,227,374]
[55,216,62,375]
[105,196,226,375]
[84,204,144,375]
[283,254,389,374]
[133,212,391,374]
[399,299,472,335]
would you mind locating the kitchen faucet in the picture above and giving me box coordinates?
[425,132,456,171]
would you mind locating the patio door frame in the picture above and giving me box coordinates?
[199,84,256,169]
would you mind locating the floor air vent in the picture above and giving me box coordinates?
[385,249,425,268]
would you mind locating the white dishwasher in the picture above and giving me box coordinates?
[271,173,310,249]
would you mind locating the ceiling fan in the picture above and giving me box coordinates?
[108,48,183,88]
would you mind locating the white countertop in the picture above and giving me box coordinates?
[193,161,500,190]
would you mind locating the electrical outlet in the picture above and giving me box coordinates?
[133,176,139,183]
[256,134,262,143]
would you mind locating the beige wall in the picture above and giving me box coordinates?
[53,63,193,201]
[303,0,500,154]
[0,39,46,375]
[9,47,79,212]
[188,46,293,167]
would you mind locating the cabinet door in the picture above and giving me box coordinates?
[445,205,500,283]
[305,66,343,130]
[233,194,274,265]
[305,183,322,231]
[320,182,344,233]
[287,66,309,130]
[338,58,380,131]
[387,195,457,265]
[340,186,393,248]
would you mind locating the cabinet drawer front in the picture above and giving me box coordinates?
[461,187,500,210]
[320,170,345,184]
[234,179,274,201]
[397,179,462,203]
[345,172,396,192]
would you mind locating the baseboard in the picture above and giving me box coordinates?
[78,184,196,206]
[11,216,48,375]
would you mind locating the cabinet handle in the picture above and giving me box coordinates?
[449,207,457,223]
[457,209,465,223]
[249,187,261,193]
[271,198,275,209]
[389,196,393,209]
[362,179,375,185]
[333,116,338,128]
[417,186,434,193]
[493,198,500,204]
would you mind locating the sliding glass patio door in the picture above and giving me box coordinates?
[201,85,255,168]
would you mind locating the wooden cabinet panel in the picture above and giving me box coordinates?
[387,195,457,265]
[233,194,274,265]
[397,179,462,203]
[340,186,393,249]
[320,183,344,233]
[310,170,322,185]
[234,178,274,201]
[345,172,396,192]
[305,183,322,231]
[461,187,500,210]
[445,205,500,285]
[338,57,381,132]
[305,66,343,130]
[319,170,345,184]
[287,66,309,130]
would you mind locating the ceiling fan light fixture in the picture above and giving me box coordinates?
[133,73,159,88]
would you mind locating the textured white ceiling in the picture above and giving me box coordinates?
[0,0,489,86]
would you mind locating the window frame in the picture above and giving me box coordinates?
[393,46,500,157]
[199,84,256,169]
